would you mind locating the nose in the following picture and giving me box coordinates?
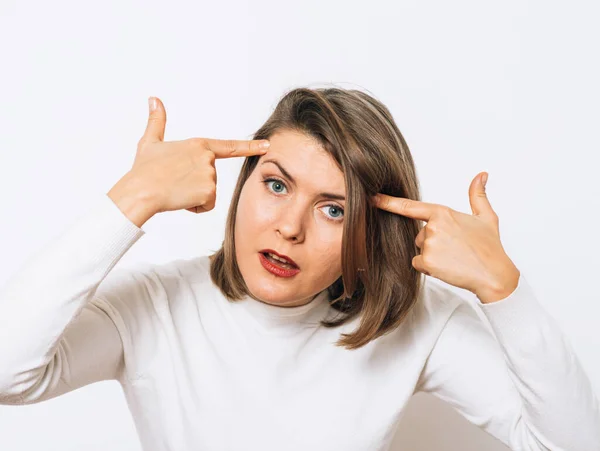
[276,202,306,243]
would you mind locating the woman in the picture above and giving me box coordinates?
[0,88,598,450]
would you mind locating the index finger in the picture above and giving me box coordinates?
[372,194,438,222]
[204,138,270,158]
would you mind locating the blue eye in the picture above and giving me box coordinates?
[265,178,286,194]
[262,177,344,223]
[324,205,344,220]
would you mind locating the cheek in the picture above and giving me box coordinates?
[312,233,343,267]
[245,184,277,219]
[236,184,276,231]
[252,207,277,227]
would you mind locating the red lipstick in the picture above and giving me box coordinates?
[258,250,300,277]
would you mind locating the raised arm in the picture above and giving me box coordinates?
[0,193,148,404]
[0,96,271,404]
[415,274,600,450]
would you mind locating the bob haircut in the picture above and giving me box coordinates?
[208,86,424,350]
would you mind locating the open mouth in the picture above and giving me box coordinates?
[261,252,299,270]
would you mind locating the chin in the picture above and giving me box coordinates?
[247,281,293,304]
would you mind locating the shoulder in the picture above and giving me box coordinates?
[395,277,478,353]
[126,254,212,289]
[348,278,476,387]
[412,277,468,330]
[95,254,213,312]
[365,277,469,350]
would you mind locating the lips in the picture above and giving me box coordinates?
[259,249,299,269]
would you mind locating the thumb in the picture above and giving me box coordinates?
[468,172,496,220]
[141,96,167,143]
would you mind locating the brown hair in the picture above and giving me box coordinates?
[208,86,424,350]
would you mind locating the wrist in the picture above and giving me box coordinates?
[107,173,158,228]
[475,266,521,304]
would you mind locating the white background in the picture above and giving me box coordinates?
[0,0,598,449]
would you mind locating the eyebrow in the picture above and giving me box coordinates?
[260,158,346,201]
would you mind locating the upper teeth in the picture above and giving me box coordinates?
[268,252,293,265]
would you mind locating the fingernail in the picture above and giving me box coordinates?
[260,140,270,149]
[482,173,488,188]
[148,97,157,112]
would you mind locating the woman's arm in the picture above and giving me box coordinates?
[0,193,147,404]
[415,274,600,450]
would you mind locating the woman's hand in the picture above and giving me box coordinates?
[108,96,270,227]
[372,173,520,304]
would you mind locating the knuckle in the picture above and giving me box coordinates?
[224,140,237,154]
[429,207,452,230]
[398,199,411,212]
[136,137,148,150]
[415,230,424,247]
[377,196,389,209]
[206,184,217,198]
[438,205,453,218]
[189,137,205,148]
[424,221,437,233]
[200,185,216,211]
[204,197,216,211]
[421,253,435,269]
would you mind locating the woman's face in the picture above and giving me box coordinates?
[234,129,346,307]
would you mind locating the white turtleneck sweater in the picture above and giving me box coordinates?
[0,193,598,451]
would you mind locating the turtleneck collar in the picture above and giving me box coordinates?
[233,288,332,335]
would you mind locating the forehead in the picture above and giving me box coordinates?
[267,129,323,153]
[258,129,346,195]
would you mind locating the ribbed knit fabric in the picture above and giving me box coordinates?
[0,193,598,451]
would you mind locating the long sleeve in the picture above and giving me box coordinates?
[0,193,146,404]
[415,273,600,451]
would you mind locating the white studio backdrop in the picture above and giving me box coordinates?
[0,0,598,450]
